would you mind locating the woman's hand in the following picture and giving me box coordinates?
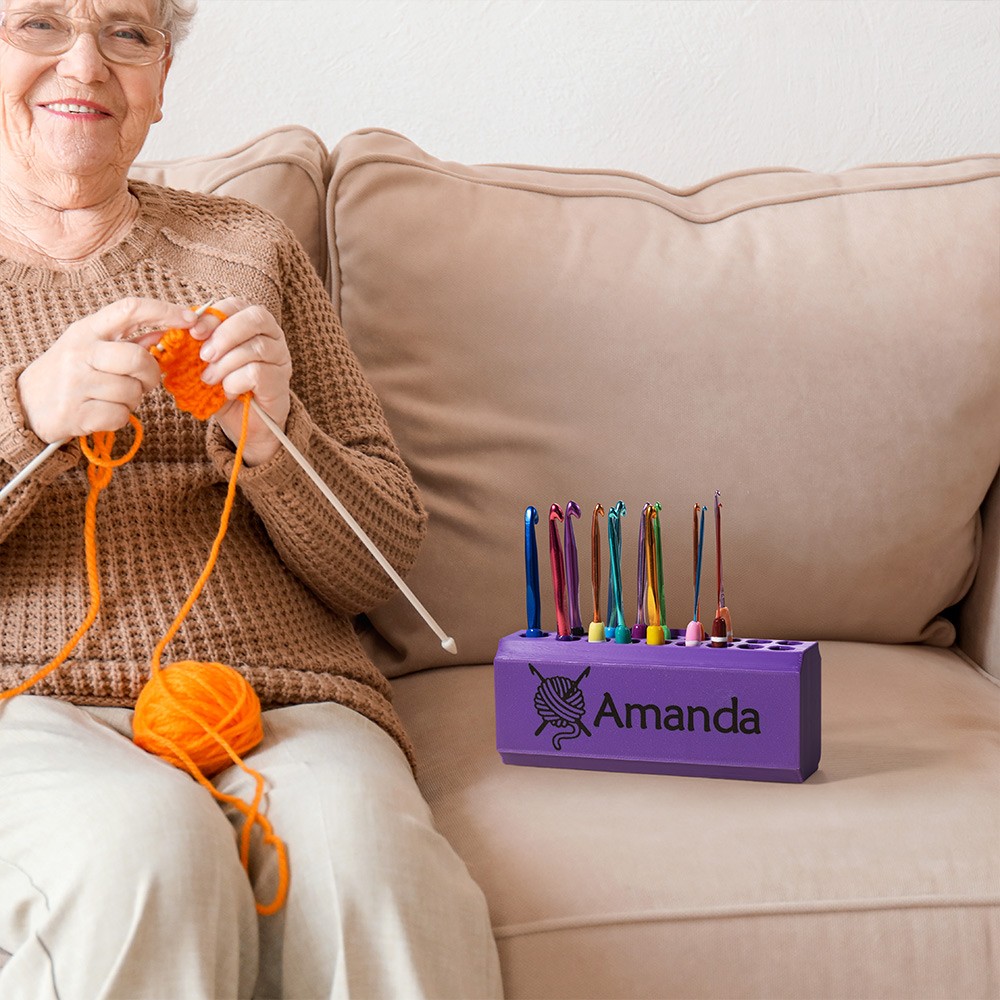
[189,298,292,466]
[16,297,199,443]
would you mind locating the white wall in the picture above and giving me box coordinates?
[141,0,999,184]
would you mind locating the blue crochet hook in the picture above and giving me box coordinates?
[523,506,544,637]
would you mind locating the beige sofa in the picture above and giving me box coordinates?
[4,126,999,998]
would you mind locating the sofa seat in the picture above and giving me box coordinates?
[392,641,1000,999]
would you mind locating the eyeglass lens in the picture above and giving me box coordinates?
[2,10,168,64]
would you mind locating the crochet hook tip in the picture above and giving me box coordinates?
[442,637,458,655]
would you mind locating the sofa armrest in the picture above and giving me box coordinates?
[959,468,1000,680]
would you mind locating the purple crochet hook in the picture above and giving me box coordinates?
[631,502,650,639]
[563,501,586,636]
[549,504,572,639]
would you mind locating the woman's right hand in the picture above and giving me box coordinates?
[16,298,200,443]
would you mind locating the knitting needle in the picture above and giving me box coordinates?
[0,440,62,504]
[247,397,458,655]
[0,301,221,506]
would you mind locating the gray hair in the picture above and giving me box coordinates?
[154,0,198,47]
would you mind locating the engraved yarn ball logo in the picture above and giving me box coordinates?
[529,663,592,750]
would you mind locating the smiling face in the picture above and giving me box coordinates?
[0,0,171,206]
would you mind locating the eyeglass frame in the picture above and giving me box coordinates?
[0,7,172,66]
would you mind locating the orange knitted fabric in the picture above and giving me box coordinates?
[149,312,228,420]
[0,320,289,915]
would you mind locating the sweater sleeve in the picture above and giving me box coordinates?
[0,364,80,545]
[205,232,428,617]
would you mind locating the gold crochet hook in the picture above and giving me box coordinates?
[0,301,219,506]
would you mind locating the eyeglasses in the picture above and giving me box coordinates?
[0,8,171,66]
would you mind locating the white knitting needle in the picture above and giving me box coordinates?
[247,397,458,656]
[0,302,458,655]
[0,301,221,506]
[0,439,62,503]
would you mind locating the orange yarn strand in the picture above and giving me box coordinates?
[1,314,290,916]
[0,415,142,702]
[132,390,290,915]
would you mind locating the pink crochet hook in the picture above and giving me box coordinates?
[548,504,571,639]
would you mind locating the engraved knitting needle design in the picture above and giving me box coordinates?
[529,662,592,749]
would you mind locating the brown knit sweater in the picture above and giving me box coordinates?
[0,181,426,766]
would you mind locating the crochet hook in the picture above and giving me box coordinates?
[564,501,586,637]
[588,504,606,642]
[548,503,571,639]
[523,506,544,637]
[606,501,629,644]
[248,396,457,655]
[713,490,733,644]
[0,300,220,506]
[631,503,649,640]
[686,504,708,646]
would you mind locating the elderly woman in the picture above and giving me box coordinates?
[0,2,503,997]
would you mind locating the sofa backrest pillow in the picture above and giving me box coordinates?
[131,125,330,283]
[326,129,1000,676]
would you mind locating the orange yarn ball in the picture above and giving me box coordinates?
[133,660,264,778]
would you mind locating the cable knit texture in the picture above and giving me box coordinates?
[0,181,427,767]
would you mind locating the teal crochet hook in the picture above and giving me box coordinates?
[606,501,630,644]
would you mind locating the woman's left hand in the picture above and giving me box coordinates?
[189,298,292,466]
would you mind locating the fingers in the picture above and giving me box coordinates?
[89,340,162,394]
[85,369,148,411]
[188,299,293,464]
[68,296,199,344]
[193,300,292,401]
[77,399,135,436]
[17,297,202,443]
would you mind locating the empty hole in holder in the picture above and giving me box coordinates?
[769,644,797,650]
[737,643,765,650]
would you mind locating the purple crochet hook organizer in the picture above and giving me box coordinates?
[494,632,821,783]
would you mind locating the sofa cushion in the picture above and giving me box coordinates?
[131,125,329,282]
[327,129,1000,675]
[392,647,1000,999]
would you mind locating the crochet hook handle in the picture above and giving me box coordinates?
[248,397,458,656]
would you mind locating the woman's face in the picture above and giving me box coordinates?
[0,0,171,203]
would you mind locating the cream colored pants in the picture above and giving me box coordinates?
[0,695,503,1000]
